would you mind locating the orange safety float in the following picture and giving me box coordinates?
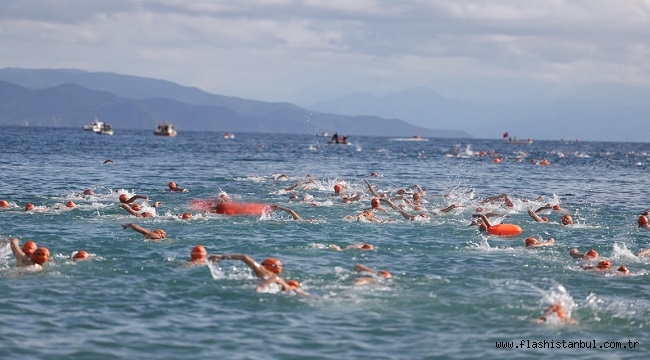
[487,223,523,236]
[215,202,271,216]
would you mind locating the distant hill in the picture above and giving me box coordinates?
[0,68,471,138]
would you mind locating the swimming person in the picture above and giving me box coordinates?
[525,237,555,247]
[168,181,188,192]
[121,223,167,240]
[208,253,284,280]
[352,264,392,286]
[569,248,599,260]
[534,303,577,324]
[120,204,155,218]
[329,243,374,251]
[6,238,49,269]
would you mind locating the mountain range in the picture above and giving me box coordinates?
[0,68,470,138]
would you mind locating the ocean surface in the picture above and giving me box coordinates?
[1,126,649,359]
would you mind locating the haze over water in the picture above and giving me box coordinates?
[1,126,649,359]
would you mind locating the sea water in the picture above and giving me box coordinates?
[1,126,649,359]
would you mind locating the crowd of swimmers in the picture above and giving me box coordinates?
[3,175,650,322]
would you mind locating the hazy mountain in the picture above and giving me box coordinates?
[309,85,650,142]
[0,68,471,138]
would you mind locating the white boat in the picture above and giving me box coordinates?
[83,118,104,132]
[153,122,177,137]
[224,133,235,139]
[98,123,114,136]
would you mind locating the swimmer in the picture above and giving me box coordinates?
[330,243,374,251]
[366,197,387,212]
[255,277,316,296]
[24,202,35,211]
[534,303,577,324]
[534,204,562,213]
[70,250,89,261]
[583,260,612,271]
[82,189,95,196]
[119,194,148,204]
[121,223,167,240]
[352,264,392,286]
[481,193,514,208]
[525,237,555,247]
[208,253,284,280]
[332,183,362,203]
[103,159,115,164]
[638,248,650,257]
[0,199,10,208]
[284,178,316,192]
[178,212,193,220]
[168,181,188,192]
[562,214,574,225]
[188,245,207,265]
[638,215,650,229]
[569,248,599,260]
[6,238,49,269]
[120,204,155,218]
[269,205,303,220]
[617,266,630,275]
[527,209,549,223]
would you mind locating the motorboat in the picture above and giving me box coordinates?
[83,118,104,132]
[153,122,177,137]
[97,123,114,136]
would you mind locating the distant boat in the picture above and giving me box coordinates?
[224,133,235,139]
[505,137,533,145]
[83,118,104,132]
[97,123,114,136]
[153,122,177,137]
[328,132,348,144]
[390,135,429,142]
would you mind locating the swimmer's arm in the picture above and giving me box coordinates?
[438,204,462,213]
[121,223,150,235]
[120,204,140,217]
[271,205,303,220]
[397,209,415,220]
[472,213,492,227]
[125,195,148,203]
[9,238,26,258]
[354,264,376,274]
[343,193,362,203]
[365,180,381,198]
[411,184,426,195]
[527,209,544,222]
[534,205,552,213]
[209,254,264,276]
[381,198,401,211]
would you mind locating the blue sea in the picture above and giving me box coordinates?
[1,126,649,359]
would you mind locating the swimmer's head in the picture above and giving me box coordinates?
[413,193,421,201]
[585,249,599,259]
[476,207,484,213]
[370,197,380,208]
[378,270,392,279]
[0,199,9,208]
[119,194,128,203]
[562,214,573,225]
[333,184,343,194]
[617,265,629,274]
[287,279,300,289]
[505,197,514,207]
[361,243,373,250]
[22,240,37,256]
[552,204,561,211]
[544,304,566,319]
[168,181,177,190]
[219,192,229,200]
[541,216,549,222]
[24,203,35,211]
[66,200,75,208]
[190,245,207,261]
[396,189,406,195]
[181,212,192,219]
[525,237,539,247]
[638,215,648,227]
[478,223,488,232]
[597,260,612,270]
[72,250,89,261]
[261,258,283,274]
[83,189,94,196]
[31,247,50,265]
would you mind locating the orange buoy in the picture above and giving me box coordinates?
[215,202,271,216]
[487,223,523,236]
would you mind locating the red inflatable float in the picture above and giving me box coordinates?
[214,202,271,216]
[487,223,523,236]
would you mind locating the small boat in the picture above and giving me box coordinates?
[153,122,177,137]
[224,133,235,139]
[83,118,104,132]
[97,123,114,136]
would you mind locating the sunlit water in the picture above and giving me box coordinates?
[1,127,649,359]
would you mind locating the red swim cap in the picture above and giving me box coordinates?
[191,245,207,261]
[181,212,192,219]
[639,215,648,226]
[597,260,612,270]
[333,184,343,194]
[168,182,177,189]
[585,249,599,259]
[361,243,373,250]
[525,237,538,247]
[22,240,37,256]
[261,258,283,274]
[287,279,300,288]
[0,199,9,208]
[378,270,392,278]
[73,250,89,260]
[119,194,128,203]
[24,203,35,211]
[66,200,76,208]
[31,247,50,265]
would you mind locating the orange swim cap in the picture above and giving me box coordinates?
[261,258,283,274]
[552,204,561,210]
[413,193,421,201]
[585,249,599,259]
[562,214,573,225]
[181,212,192,219]
[638,215,648,226]
[287,279,300,288]
[361,243,373,250]
[617,266,629,274]
[333,184,343,194]
[24,203,35,211]
[540,216,549,222]
[597,260,612,270]
[168,181,177,190]
[31,247,50,265]
[119,194,128,203]
[546,304,566,319]
[22,240,37,256]
[66,200,75,208]
[190,245,207,261]
[0,199,9,208]
[371,197,380,207]
[378,270,392,278]
[73,250,89,260]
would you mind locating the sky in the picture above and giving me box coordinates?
[1,0,649,138]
